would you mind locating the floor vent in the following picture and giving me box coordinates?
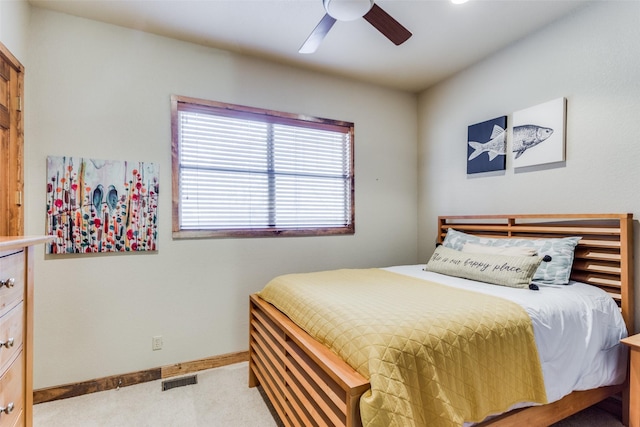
[162,374,198,391]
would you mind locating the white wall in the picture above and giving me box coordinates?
[417,1,640,332]
[24,9,418,388]
[0,0,29,63]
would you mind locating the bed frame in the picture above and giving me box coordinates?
[249,213,634,427]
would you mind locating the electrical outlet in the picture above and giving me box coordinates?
[152,336,163,351]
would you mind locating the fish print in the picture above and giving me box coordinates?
[467,124,506,161]
[513,125,554,159]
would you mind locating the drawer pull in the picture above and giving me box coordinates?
[0,402,13,414]
[0,338,13,349]
[0,278,15,288]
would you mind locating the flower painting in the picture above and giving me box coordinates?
[46,156,159,254]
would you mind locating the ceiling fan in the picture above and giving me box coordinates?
[299,0,412,54]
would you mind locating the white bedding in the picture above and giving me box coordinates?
[384,264,628,408]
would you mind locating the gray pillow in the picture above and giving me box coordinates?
[442,228,581,285]
[425,246,542,289]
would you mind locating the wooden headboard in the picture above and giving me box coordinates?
[437,214,635,334]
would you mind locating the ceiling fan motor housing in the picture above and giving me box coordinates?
[323,0,374,21]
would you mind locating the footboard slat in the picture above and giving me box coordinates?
[284,339,346,415]
[281,392,305,427]
[284,373,331,427]
[250,294,370,427]
[250,352,286,421]
[285,350,342,426]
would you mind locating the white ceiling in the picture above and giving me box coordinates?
[27,0,591,93]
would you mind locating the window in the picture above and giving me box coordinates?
[171,95,355,238]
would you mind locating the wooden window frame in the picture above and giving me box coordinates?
[170,95,355,239]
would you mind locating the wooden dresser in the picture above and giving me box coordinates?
[0,237,49,427]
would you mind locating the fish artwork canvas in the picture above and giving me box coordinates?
[466,116,507,174]
[46,156,159,254]
[512,97,566,168]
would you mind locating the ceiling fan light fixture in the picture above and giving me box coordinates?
[323,0,374,21]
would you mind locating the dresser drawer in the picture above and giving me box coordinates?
[0,251,24,319]
[10,410,22,427]
[10,411,22,427]
[0,352,23,427]
[0,304,22,376]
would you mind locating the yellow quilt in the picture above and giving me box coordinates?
[259,268,547,427]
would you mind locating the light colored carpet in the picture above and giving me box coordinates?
[34,362,276,427]
[34,361,623,426]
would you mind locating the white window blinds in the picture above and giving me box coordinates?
[172,97,354,237]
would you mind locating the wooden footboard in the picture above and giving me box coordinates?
[249,294,369,427]
[250,292,626,427]
[250,213,633,427]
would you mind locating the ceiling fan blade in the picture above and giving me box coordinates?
[363,3,412,46]
[299,13,337,54]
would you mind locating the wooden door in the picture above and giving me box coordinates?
[0,42,24,236]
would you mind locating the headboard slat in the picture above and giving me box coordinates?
[572,260,621,274]
[575,248,620,261]
[447,225,621,236]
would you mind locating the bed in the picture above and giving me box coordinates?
[248,213,634,427]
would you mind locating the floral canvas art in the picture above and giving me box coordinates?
[46,156,159,254]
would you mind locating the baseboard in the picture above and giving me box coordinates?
[160,350,248,378]
[33,350,249,404]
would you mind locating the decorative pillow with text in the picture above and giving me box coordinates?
[425,246,542,289]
